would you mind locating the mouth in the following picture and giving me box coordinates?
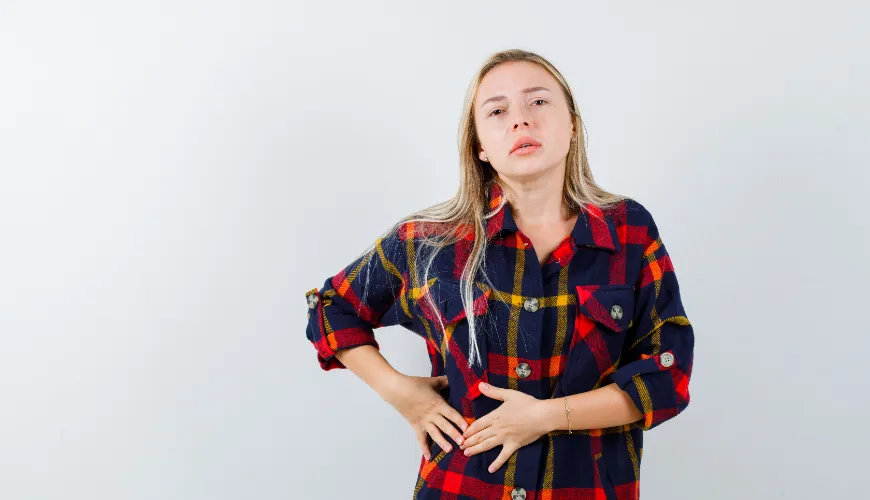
[510,144,542,156]
[510,137,542,155]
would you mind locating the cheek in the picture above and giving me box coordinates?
[538,127,571,157]
[476,126,500,151]
[548,135,572,158]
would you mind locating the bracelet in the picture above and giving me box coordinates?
[564,398,572,434]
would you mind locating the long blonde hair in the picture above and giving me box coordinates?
[354,49,627,369]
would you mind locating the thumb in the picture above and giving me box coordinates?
[478,382,505,400]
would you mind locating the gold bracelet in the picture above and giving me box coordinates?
[564,398,572,434]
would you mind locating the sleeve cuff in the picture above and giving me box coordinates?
[306,287,381,371]
[313,326,379,371]
[611,352,679,430]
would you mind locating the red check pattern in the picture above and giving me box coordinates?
[304,180,695,499]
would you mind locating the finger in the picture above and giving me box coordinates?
[463,434,501,457]
[487,443,516,474]
[463,416,491,439]
[438,401,469,434]
[461,426,495,452]
[434,375,449,389]
[415,429,431,460]
[430,413,465,447]
[424,422,454,453]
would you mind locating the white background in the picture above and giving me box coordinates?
[1,1,868,499]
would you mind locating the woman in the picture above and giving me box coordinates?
[304,49,694,500]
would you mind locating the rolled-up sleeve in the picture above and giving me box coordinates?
[304,222,415,371]
[611,210,694,430]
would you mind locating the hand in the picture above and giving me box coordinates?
[458,382,551,473]
[383,374,468,460]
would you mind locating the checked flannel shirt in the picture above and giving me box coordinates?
[304,180,694,500]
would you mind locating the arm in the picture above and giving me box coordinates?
[538,383,644,432]
[305,222,471,458]
[543,207,695,433]
[609,206,695,430]
[332,345,406,401]
[304,221,415,371]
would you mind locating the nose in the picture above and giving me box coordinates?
[512,110,531,130]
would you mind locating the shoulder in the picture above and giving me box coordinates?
[595,196,656,232]
[382,217,470,263]
[598,197,666,255]
[394,218,474,243]
[603,197,660,234]
[614,197,654,224]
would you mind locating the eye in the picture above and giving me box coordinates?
[488,99,546,117]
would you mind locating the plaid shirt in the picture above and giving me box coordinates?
[304,181,694,500]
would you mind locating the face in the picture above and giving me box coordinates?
[473,61,575,180]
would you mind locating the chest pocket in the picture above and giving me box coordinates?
[423,279,493,415]
[559,284,635,396]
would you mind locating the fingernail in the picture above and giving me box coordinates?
[464,449,470,456]
[479,382,488,389]
[445,445,451,452]
[488,466,494,473]
[424,453,430,460]
[456,437,463,445]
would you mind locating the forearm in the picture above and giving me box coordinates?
[334,345,406,401]
[540,383,644,432]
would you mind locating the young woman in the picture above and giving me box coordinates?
[304,49,694,500]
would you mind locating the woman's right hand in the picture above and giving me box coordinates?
[383,374,469,460]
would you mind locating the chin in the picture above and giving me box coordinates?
[502,158,558,178]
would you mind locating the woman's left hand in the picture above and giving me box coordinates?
[459,382,552,473]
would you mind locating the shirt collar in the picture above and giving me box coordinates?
[484,180,621,253]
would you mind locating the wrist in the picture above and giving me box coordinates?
[537,398,564,434]
[375,371,409,403]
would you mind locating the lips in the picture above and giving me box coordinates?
[511,136,542,154]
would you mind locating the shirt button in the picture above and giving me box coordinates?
[660,351,675,367]
[610,304,623,320]
[523,297,539,312]
[307,294,319,309]
[515,362,531,379]
[511,487,526,500]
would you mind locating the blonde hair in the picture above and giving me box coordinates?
[355,49,627,369]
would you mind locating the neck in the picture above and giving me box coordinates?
[497,167,572,227]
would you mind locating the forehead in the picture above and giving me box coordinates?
[475,61,558,105]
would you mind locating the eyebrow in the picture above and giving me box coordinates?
[478,86,551,109]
